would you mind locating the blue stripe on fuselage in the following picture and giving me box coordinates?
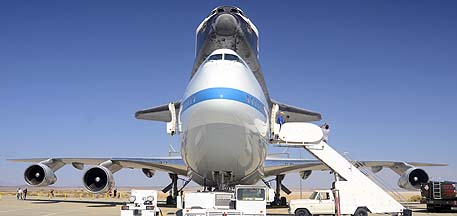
[181,87,266,117]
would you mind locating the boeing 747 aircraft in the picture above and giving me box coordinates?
[10,6,445,205]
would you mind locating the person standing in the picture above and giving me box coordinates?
[23,188,28,200]
[274,112,286,139]
[16,188,21,200]
[320,123,330,142]
[19,188,23,200]
[276,112,285,128]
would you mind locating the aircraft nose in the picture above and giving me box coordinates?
[214,13,238,36]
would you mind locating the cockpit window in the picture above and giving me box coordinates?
[224,54,240,62]
[230,8,244,16]
[208,54,223,61]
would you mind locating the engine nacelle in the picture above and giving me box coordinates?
[142,168,156,178]
[397,168,429,190]
[82,166,115,194]
[24,163,57,186]
[299,170,312,180]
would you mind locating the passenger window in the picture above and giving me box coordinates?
[208,54,222,61]
[224,54,240,62]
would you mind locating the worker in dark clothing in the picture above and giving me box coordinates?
[23,188,28,200]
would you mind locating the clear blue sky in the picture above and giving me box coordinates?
[1,1,456,189]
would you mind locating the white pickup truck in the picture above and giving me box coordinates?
[289,189,371,216]
[289,190,336,216]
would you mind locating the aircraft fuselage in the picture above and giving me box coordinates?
[180,6,270,187]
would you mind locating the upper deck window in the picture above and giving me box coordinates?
[224,54,240,62]
[208,54,223,61]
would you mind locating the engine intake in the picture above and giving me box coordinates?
[398,168,429,190]
[83,166,114,194]
[24,163,57,186]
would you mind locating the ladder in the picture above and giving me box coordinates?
[276,122,405,215]
[432,181,442,199]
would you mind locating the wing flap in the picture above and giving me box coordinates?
[135,102,181,122]
[271,99,322,122]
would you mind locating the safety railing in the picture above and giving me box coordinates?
[342,153,408,206]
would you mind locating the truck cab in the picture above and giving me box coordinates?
[288,190,335,216]
[235,185,271,215]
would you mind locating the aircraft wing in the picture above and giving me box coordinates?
[135,102,181,122]
[8,157,188,176]
[263,157,447,177]
[270,99,322,122]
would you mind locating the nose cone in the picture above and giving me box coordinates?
[214,14,238,36]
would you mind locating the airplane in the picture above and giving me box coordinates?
[9,6,445,206]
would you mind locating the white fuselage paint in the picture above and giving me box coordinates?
[180,49,269,187]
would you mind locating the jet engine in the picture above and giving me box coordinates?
[299,170,312,180]
[397,168,429,190]
[24,163,57,186]
[82,166,114,194]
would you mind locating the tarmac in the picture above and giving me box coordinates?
[0,195,455,216]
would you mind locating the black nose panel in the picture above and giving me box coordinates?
[214,14,238,36]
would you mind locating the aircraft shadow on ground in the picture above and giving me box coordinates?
[26,198,125,206]
[24,199,177,208]
[414,209,457,214]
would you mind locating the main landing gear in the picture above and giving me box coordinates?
[162,173,191,205]
[263,174,291,206]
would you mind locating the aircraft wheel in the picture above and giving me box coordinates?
[426,204,435,212]
[353,207,368,216]
[166,195,175,205]
[280,197,287,206]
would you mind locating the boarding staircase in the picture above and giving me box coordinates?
[271,122,405,215]
[347,155,409,207]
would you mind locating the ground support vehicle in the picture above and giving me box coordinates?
[421,181,457,211]
[121,189,161,216]
[289,190,336,216]
[276,122,408,215]
[181,185,272,216]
